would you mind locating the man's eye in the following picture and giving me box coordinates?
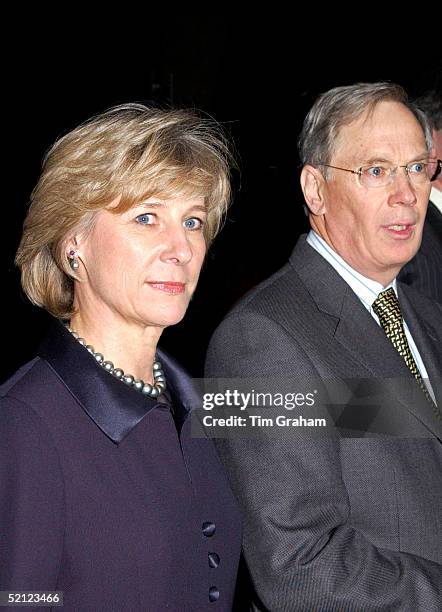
[135,213,155,225]
[366,166,387,178]
[183,217,204,230]
[409,162,425,174]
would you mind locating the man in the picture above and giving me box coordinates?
[206,83,442,610]
[399,89,442,302]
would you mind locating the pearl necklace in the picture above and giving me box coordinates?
[67,326,166,398]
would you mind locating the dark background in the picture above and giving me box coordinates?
[3,22,441,382]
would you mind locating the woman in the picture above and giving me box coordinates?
[0,104,241,610]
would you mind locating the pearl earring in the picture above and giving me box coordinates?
[68,249,79,271]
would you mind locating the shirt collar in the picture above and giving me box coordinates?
[38,321,196,444]
[306,230,396,312]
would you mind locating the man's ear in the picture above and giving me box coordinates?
[300,165,327,215]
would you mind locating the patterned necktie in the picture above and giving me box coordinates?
[372,287,440,421]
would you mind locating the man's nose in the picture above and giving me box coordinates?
[388,168,418,206]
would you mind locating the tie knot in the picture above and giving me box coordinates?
[372,287,403,328]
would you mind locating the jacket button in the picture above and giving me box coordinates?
[209,586,220,602]
[202,521,216,537]
[208,552,220,568]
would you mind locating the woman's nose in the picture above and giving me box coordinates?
[160,226,193,264]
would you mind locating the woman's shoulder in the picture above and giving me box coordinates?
[0,357,65,464]
[0,363,65,537]
[1,357,41,395]
[0,360,62,463]
[0,356,63,422]
[1,356,53,398]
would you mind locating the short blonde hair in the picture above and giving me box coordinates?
[16,103,234,319]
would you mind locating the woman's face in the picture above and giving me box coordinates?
[74,196,207,334]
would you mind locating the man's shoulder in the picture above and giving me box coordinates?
[227,235,319,319]
[205,238,327,377]
[206,262,299,363]
[229,260,298,315]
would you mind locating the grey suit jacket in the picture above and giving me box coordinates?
[205,235,442,611]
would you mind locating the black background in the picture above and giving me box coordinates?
[3,20,441,381]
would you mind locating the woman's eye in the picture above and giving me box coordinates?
[135,213,155,225]
[183,217,204,230]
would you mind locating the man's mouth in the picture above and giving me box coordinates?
[382,223,416,238]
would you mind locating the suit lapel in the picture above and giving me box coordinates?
[333,286,408,376]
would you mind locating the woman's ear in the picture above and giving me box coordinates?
[300,165,327,216]
[65,224,89,260]
[65,235,78,255]
[64,231,88,275]
[63,235,79,272]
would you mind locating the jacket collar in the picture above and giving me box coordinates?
[38,321,199,444]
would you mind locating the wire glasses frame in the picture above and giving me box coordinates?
[320,159,442,189]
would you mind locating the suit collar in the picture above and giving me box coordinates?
[306,230,391,312]
[38,321,197,444]
[288,234,351,321]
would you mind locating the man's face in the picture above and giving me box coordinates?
[317,101,431,285]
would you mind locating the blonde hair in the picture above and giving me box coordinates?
[16,103,234,318]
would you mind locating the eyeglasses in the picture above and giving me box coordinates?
[320,159,441,189]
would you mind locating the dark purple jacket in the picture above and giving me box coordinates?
[0,322,241,611]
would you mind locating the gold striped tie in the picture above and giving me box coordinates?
[372,288,440,421]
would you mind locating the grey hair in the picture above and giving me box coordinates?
[298,82,433,173]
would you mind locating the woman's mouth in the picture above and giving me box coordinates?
[146,282,186,294]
